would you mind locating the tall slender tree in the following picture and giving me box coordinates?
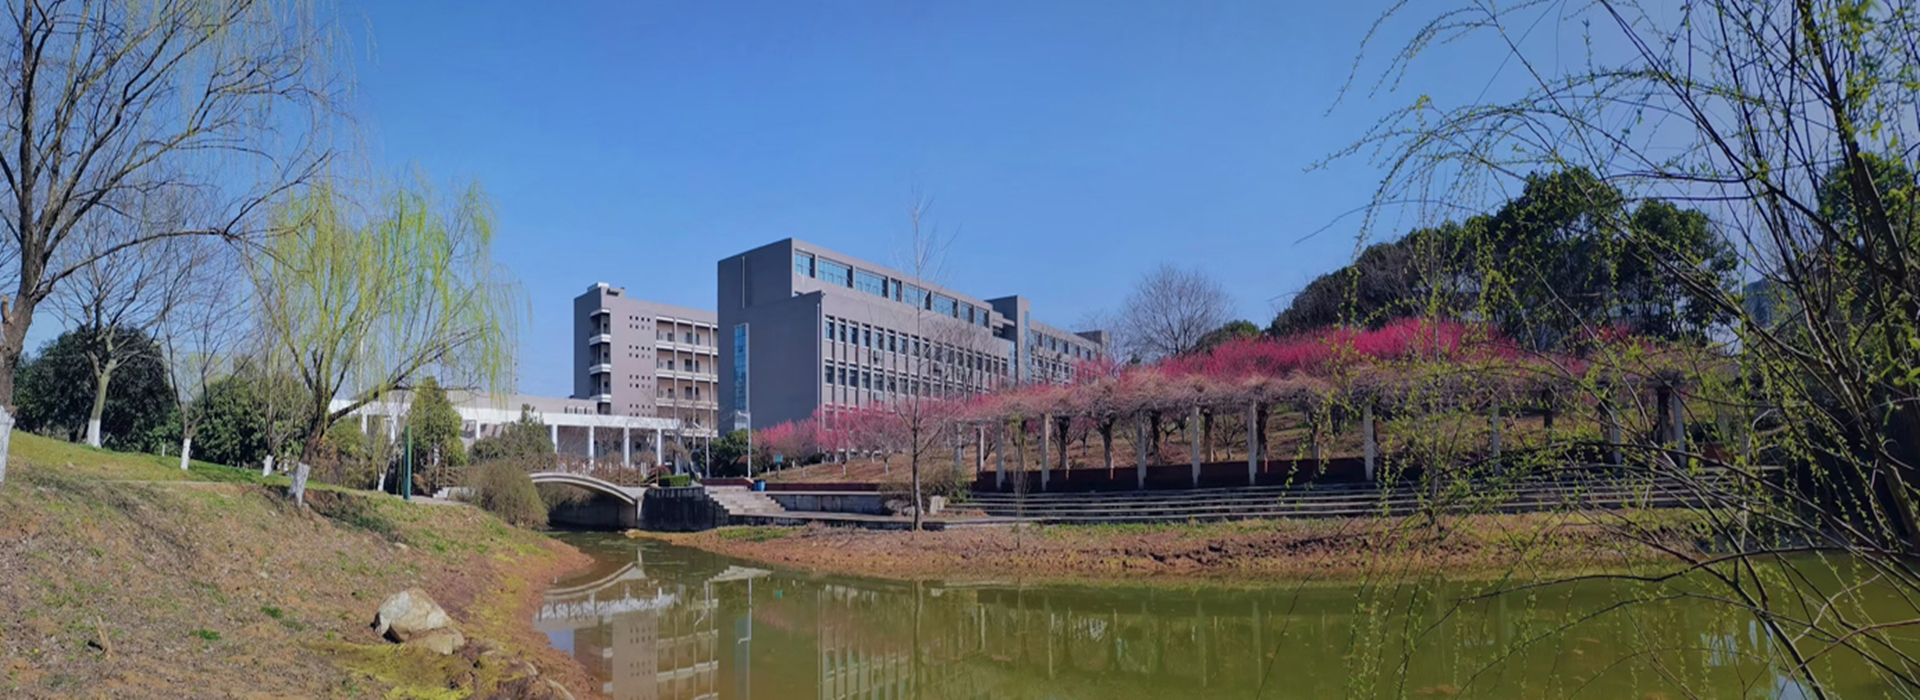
[253,176,518,506]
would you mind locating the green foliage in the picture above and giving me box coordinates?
[1269,169,1738,347]
[255,177,520,505]
[16,328,177,453]
[469,406,553,462]
[717,527,789,542]
[706,429,752,476]
[404,377,468,492]
[189,367,312,469]
[657,474,692,488]
[1191,320,1262,355]
[466,460,546,529]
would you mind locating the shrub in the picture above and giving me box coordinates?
[466,460,546,528]
[658,474,693,488]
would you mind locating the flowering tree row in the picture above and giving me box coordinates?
[755,319,1712,466]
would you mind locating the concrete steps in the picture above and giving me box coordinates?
[964,474,1740,524]
[704,486,788,519]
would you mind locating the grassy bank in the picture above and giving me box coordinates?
[0,432,594,699]
[646,510,1702,584]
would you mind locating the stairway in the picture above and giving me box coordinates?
[965,472,1738,524]
[703,486,788,522]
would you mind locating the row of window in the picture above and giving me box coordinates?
[1029,330,1099,360]
[823,363,968,399]
[655,328,712,346]
[824,316,1009,377]
[795,251,994,328]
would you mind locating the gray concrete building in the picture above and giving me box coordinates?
[717,238,1107,432]
[574,283,720,438]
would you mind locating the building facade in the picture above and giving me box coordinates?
[574,283,720,438]
[716,238,1106,432]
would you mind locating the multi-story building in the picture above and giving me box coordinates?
[717,238,1107,432]
[574,283,720,438]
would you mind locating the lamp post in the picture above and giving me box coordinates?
[403,426,412,501]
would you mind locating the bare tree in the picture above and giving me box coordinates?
[0,0,345,408]
[1114,264,1233,361]
[158,239,244,469]
[54,193,208,447]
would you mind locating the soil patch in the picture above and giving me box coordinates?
[648,510,1701,584]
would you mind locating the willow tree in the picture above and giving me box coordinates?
[0,0,344,414]
[1323,0,1920,695]
[254,178,517,506]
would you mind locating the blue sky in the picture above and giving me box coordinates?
[344,0,1520,397]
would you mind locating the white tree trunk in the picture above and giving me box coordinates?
[377,467,387,493]
[178,437,192,471]
[291,461,311,506]
[0,407,13,487]
[262,454,275,477]
[86,418,102,449]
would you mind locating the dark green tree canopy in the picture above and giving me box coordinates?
[1190,320,1262,355]
[16,328,175,452]
[188,365,312,469]
[404,377,467,468]
[470,406,555,463]
[1270,168,1737,347]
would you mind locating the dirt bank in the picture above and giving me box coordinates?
[645,511,1699,584]
[0,433,596,699]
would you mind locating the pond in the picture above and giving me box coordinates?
[537,533,1913,699]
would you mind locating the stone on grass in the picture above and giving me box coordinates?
[405,627,467,655]
[372,588,453,642]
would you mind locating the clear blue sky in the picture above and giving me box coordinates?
[344,0,1516,398]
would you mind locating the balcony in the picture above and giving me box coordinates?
[589,308,610,318]
[655,368,718,382]
[589,362,613,375]
[590,392,612,403]
[588,333,612,346]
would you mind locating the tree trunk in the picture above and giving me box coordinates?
[178,436,192,471]
[86,362,115,448]
[262,454,274,477]
[910,450,923,532]
[291,461,311,506]
[1101,419,1114,476]
[0,293,41,409]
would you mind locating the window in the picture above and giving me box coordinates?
[903,285,929,309]
[964,306,975,324]
[840,323,849,343]
[855,269,887,297]
[732,325,748,415]
[839,367,848,385]
[862,371,872,390]
[817,258,852,287]
[825,318,834,340]
[888,376,898,393]
[863,328,873,348]
[888,333,897,353]
[794,251,815,277]
[934,295,957,317]
[824,365,833,385]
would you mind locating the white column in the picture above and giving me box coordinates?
[1363,405,1378,481]
[655,428,665,473]
[587,425,596,466]
[1040,414,1051,492]
[1669,388,1687,458]
[1136,414,1149,490]
[1190,405,1202,488]
[1489,404,1502,464]
[623,426,632,468]
[1246,404,1258,486]
[996,423,1006,489]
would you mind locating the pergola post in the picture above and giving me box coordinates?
[1488,403,1502,466]
[1605,398,1624,467]
[549,424,559,469]
[1669,386,1687,461]
[1363,404,1377,482]
[976,425,986,477]
[1245,404,1258,486]
[1135,413,1149,490]
[1189,405,1202,488]
[655,428,665,473]
[587,425,596,468]
[996,422,1006,490]
[1040,413,1052,492]
[623,426,632,468]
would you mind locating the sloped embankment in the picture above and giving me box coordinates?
[0,433,593,699]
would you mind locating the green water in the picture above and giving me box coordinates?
[537,533,1916,699]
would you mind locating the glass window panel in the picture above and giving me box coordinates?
[794,252,814,277]
[855,269,887,297]
[817,258,853,287]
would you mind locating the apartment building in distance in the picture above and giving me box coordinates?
[573,283,720,437]
[717,238,1107,432]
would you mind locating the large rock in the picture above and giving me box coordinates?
[372,588,453,642]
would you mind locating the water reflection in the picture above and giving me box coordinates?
[541,535,1896,699]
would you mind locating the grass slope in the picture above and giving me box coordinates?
[0,432,592,699]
